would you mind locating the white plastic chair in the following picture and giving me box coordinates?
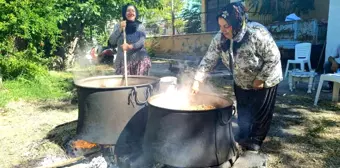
[284,43,312,78]
[314,74,340,106]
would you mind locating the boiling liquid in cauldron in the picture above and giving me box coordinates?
[149,92,219,111]
[186,104,215,110]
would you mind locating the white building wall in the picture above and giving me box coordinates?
[230,0,245,5]
[326,0,340,61]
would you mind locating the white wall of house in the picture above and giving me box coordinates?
[230,0,245,5]
[326,0,340,61]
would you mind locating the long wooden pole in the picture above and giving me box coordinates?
[123,27,128,86]
[37,156,86,168]
[316,42,327,72]
[171,0,175,35]
[36,150,100,168]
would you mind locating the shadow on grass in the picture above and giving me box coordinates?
[271,107,304,133]
[263,104,340,168]
[263,134,340,167]
[276,92,340,113]
[44,120,78,151]
[38,101,78,112]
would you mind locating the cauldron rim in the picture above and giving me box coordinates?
[74,75,160,90]
[147,93,234,113]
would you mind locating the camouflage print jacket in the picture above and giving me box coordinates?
[194,22,283,90]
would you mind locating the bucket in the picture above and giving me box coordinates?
[159,76,177,93]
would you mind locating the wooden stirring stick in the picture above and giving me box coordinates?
[123,26,128,86]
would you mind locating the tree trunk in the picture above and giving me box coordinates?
[64,22,86,70]
[64,37,79,69]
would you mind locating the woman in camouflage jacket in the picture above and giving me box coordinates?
[192,2,283,151]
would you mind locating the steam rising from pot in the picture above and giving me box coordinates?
[150,72,225,111]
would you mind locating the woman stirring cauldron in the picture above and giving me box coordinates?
[192,2,283,151]
[109,4,151,75]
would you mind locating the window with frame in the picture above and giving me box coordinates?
[206,0,230,32]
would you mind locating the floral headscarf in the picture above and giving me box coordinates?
[217,2,248,43]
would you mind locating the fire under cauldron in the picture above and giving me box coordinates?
[74,75,160,157]
[144,93,238,168]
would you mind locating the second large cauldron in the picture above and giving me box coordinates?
[143,93,237,168]
[74,75,159,146]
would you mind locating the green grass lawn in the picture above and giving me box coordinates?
[0,71,74,107]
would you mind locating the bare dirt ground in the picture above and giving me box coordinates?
[0,100,78,168]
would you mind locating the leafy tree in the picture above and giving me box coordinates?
[0,0,162,76]
[181,2,201,34]
[0,0,63,55]
[0,0,64,79]
[55,0,162,68]
[143,0,185,35]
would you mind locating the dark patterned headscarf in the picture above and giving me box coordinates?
[217,2,248,43]
[122,4,141,34]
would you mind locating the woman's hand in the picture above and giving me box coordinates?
[192,80,200,94]
[120,21,126,32]
[331,62,339,72]
[121,43,133,51]
[253,79,264,90]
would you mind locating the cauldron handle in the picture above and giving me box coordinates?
[128,84,153,106]
[218,106,236,126]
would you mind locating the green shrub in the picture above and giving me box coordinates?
[146,46,156,57]
[0,56,48,80]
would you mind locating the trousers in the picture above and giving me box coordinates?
[234,83,278,146]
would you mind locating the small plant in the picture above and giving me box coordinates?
[146,46,156,57]
[0,56,48,80]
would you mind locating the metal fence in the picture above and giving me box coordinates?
[144,11,273,37]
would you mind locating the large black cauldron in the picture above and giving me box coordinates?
[74,75,159,148]
[143,93,237,168]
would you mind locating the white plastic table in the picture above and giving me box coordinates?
[314,73,340,106]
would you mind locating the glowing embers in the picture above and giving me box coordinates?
[72,139,97,149]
